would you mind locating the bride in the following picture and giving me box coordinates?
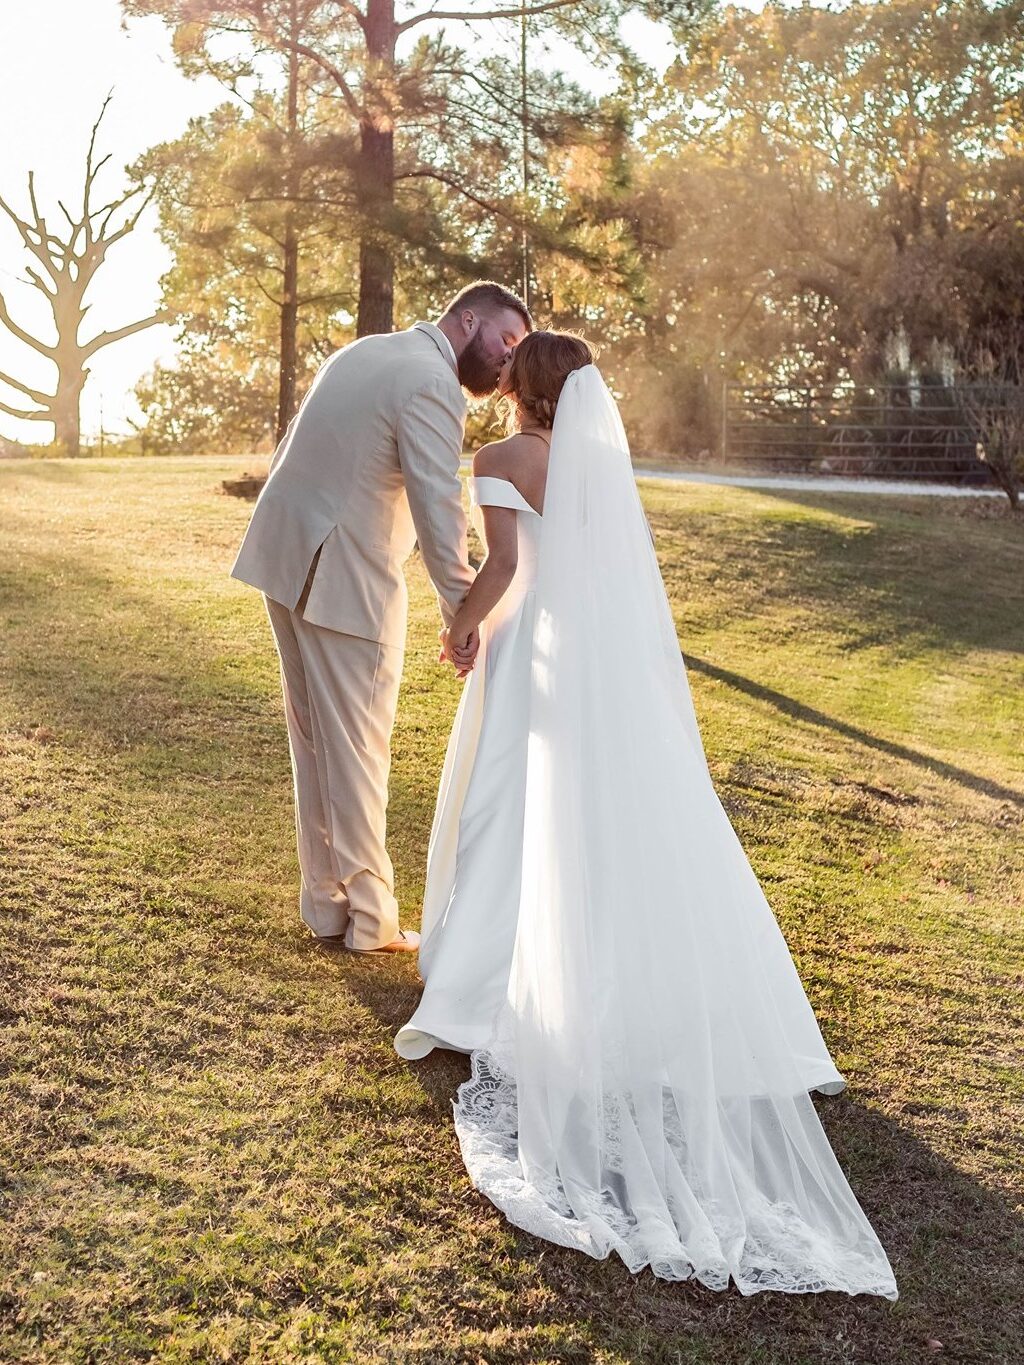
[394,332,897,1298]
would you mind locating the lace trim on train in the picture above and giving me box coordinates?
[453,1052,897,1297]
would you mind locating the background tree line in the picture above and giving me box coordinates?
[2,0,1023,472]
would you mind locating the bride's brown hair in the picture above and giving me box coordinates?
[501,329,594,433]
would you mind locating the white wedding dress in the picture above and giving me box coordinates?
[395,368,897,1298]
[395,469,545,1061]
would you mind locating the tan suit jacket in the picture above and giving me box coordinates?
[231,323,474,647]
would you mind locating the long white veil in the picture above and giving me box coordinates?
[453,365,897,1297]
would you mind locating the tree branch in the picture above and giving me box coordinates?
[395,167,513,221]
[281,39,362,120]
[56,198,81,238]
[397,0,576,34]
[249,275,283,307]
[0,368,52,405]
[24,266,57,299]
[99,184,155,249]
[0,397,51,421]
[327,0,367,33]
[83,93,115,234]
[0,288,57,357]
[81,309,171,360]
[0,187,63,283]
[26,173,67,255]
[93,182,148,241]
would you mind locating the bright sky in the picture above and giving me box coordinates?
[0,3,220,443]
[0,1,675,445]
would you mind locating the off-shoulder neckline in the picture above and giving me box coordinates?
[470,474,541,516]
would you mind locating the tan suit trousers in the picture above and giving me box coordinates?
[265,594,404,949]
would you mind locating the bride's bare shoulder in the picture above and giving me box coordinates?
[473,434,536,478]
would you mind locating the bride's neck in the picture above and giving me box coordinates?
[517,413,551,435]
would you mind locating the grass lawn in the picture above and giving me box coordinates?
[1,457,1022,1364]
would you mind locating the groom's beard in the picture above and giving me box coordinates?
[457,332,501,397]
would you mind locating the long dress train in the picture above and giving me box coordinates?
[396,374,897,1298]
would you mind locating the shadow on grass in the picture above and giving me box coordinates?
[3,497,1022,1362]
[0,540,279,757]
[686,654,1024,808]
[648,483,1024,659]
[312,942,473,1121]
[0,459,95,485]
[333,943,1024,1364]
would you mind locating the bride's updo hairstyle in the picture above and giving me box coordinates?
[503,329,594,433]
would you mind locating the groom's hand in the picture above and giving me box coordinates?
[442,625,479,678]
[452,627,479,673]
[438,627,474,677]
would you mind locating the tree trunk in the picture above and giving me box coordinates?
[53,388,83,457]
[53,359,86,457]
[356,132,395,337]
[277,227,299,443]
[356,0,396,337]
[277,2,301,443]
[52,279,88,456]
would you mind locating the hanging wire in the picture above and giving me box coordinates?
[520,8,530,309]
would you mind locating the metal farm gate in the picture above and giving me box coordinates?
[721,381,994,484]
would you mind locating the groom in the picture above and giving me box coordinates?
[232,281,532,952]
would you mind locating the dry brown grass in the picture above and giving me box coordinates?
[1,459,1022,1363]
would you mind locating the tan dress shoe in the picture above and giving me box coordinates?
[349,929,420,955]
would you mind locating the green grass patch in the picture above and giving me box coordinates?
[1,458,1022,1363]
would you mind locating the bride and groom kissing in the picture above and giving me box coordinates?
[231,281,898,1298]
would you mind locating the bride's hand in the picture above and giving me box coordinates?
[448,623,480,678]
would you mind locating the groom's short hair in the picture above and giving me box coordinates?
[442,281,533,331]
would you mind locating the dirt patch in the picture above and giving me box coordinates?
[220,473,267,500]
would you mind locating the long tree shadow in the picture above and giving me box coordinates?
[0,459,93,486]
[4,490,1022,1361]
[685,653,1024,807]
[646,482,1024,658]
[331,945,1024,1365]
[527,1098,1024,1363]
[0,541,282,762]
[751,482,1022,528]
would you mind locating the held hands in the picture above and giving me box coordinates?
[439,624,480,678]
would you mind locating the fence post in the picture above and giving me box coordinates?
[720,380,729,464]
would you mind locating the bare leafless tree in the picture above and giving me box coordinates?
[0,97,169,455]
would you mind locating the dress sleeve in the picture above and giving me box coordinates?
[471,476,536,514]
